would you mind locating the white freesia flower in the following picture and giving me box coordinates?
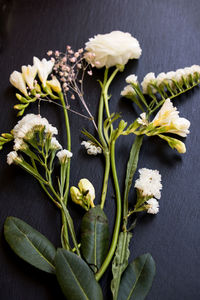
[81,140,102,155]
[33,56,54,86]
[78,178,95,203]
[135,168,162,199]
[85,31,142,68]
[7,151,22,165]
[152,98,190,137]
[46,76,62,93]
[137,113,148,126]
[57,149,73,163]
[126,74,138,84]
[141,72,156,94]
[121,85,136,97]
[146,198,159,214]
[10,71,28,97]
[21,65,37,89]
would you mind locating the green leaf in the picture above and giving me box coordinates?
[111,231,132,300]
[118,253,156,300]
[4,217,56,273]
[55,249,103,300]
[123,136,143,218]
[81,205,109,273]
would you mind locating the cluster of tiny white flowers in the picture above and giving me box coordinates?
[126,74,138,84]
[135,168,162,199]
[121,85,136,97]
[13,114,58,150]
[141,65,200,94]
[56,149,73,163]
[146,198,159,214]
[7,151,21,165]
[81,141,102,155]
[137,112,149,126]
[50,137,62,150]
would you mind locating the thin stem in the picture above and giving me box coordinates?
[95,140,121,281]
[100,150,110,209]
[98,69,108,148]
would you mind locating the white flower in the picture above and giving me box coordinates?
[141,72,156,94]
[126,74,138,84]
[85,31,142,68]
[152,98,190,137]
[10,71,28,97]
[78,178,95,203]
[50,137,62,150]
[81,141,102,155]
[33,56,54,86]
[46,76,62,93]
[146,198,159,214]
[7,151,21,165]
[21,64,37,89]
[121,85,136,97]
[137,112,148,126]
[156,72,167,86]
[135,168,162,199]
[12,114,58,146]
[57,149,73,163]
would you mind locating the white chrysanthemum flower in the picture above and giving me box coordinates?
[121,85,136,97]
[85,31,142,68]
[50,137,62,150]
[46,76,62,93]
[137,112,148,126]
[10,71,28,97]
[81,140,102,155]
[126,74,138,84]
[135,168,162,199]
[146,198,159,214]
[21,65,37,89]
[33,56,54,86]
[152,98,190,137]
[7,151,21,165]
[141,72,156,94]
[57,149,73,163]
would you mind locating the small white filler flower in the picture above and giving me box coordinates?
[146,198,159,214]
[57,149,73,163]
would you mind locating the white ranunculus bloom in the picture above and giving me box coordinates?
[10,71,28,96]
[46,76,62,93]
[33,56,54,86]
[152,98,190,137]
[21,65,37,89]
[84,31,142,68]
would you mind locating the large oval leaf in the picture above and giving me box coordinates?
[118,253,156,300]
[55,248,103,300]
[4,217,56,274]
[81,205,109,272]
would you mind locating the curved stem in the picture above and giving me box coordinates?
[100,150,110,209]
[96,140,121,281]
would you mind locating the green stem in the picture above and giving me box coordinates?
[96,140,121,281]
[59,92,71,205]
[100,150,110,209]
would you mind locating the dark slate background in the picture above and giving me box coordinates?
[0,0,200,299]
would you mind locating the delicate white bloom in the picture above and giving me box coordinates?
[10,71,28,97]
[137,112,149,126]
[46,76,62,93]
[126,74,138,84]
[57,149,73,163]
[146,198,159,214]
[85,31,142,68]
[135,168,162,199]
[190,64,200,74]
[152,98,190,137]
[7,151,21,165]
[156,72,167,86]
[50,137,62,150]
[12,114,58,141]
[141,72,156,94]
[13,138,27,151]
[33,56,54,86]
[21,65,37,89]
[121,85,136,97]
[81,140,102,155]
[78,178,95,203]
